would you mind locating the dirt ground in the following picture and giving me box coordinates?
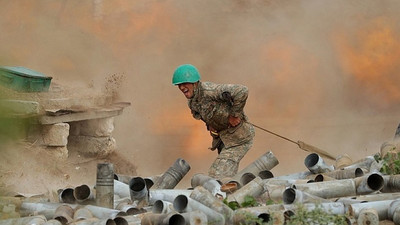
[0,138,138,202]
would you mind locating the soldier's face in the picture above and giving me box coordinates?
[177,83,195,99]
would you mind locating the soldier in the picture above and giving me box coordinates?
[172,64,255,179]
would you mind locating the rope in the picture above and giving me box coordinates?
[246,121,299,145]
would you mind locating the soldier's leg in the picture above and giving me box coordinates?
[208,140,253,179]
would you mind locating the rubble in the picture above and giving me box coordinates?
[1,140,400,225]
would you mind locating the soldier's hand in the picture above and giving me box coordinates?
[228,116,241,127]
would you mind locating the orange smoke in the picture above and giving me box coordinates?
[256,38,319,118]
[262,39,300,83]
[66,0,177,57]
[151,108,210,158]
[334,17,400,106]
[183,122,210,158]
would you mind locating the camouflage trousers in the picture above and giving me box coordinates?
[208,140,253,180]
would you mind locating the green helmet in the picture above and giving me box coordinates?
[172,64,201,85]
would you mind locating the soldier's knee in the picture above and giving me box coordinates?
[208,158,239,179]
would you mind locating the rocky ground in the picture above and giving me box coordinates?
[0,131,138,203]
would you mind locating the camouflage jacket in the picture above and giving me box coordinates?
[188,81,255,148]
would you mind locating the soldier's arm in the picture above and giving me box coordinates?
[203,82,249,118]
[218,84,249,118]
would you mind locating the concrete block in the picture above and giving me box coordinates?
[68,135,116,157]
[41,123,70,146]
[45,146,69,159]
[46,96,109,110]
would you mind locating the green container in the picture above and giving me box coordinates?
[0,66,52,92]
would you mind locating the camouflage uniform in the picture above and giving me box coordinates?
[188,81,255,179]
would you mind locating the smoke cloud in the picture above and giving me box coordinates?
[1,0,400,186]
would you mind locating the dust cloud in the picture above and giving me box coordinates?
[1,0,400,187]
